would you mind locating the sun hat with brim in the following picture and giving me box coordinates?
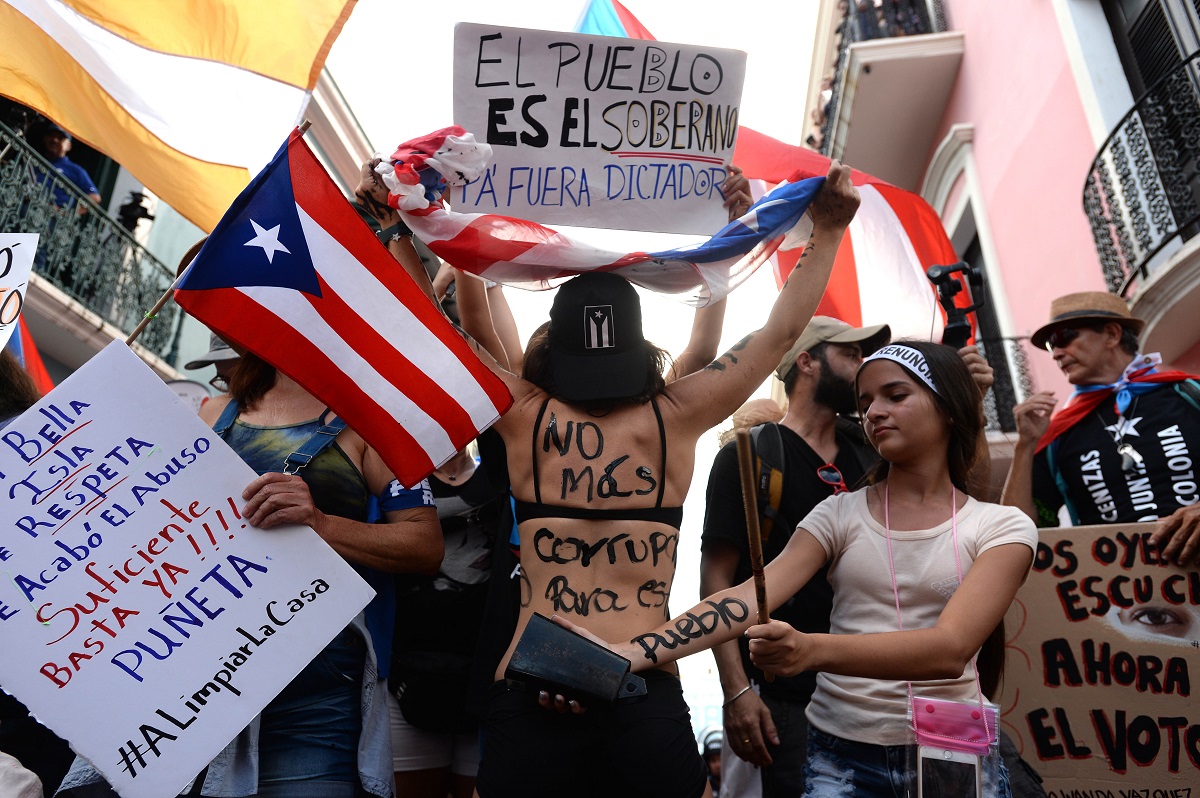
[1030,291,1145,350]
[548,272,648,402]
[185,333,240,370]
[775,316,891,382]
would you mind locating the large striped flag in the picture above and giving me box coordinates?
[381,128,824,302]
[175,130,512,487]
[578,0,961,338]
[0,0,355,232]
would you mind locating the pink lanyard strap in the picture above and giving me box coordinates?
[883,482,991,739]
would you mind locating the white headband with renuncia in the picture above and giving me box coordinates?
[860,344,941,396]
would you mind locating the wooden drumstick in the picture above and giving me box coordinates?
[734,427,773,682]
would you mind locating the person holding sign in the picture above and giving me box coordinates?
[183,351,443,798]
[56,284,444,796]
[357,154,855,796]
[566,341,1037,798]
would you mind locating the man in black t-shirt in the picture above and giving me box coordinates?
[700,316,888,797]
[1002,291,1200,566]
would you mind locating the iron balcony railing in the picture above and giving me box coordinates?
[978,335,1035,434]
[819,0,948,156]
[1083,50,1200,297]
[0,121,179,363]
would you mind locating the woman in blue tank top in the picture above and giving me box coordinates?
[55,348,443,798]
[193,354,442,798]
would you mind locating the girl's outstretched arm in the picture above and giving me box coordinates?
[559,531,830,672]
[747,541,1033,681]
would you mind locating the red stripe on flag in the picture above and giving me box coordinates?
[776,238,862,326]
[435,216,556,273]
[17,316,54,394]
[817,241,864,326]
[774,240,864,326]
[288,143,512,414]
[179,288,438,484]
[733,128,879,186]
[872,183,969,337]
[306,272,478,433]
[872,184,957,266]
[612,0,657,39]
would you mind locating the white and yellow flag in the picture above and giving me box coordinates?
[0,0,356,231]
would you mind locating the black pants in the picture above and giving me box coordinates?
[476,671,708,798]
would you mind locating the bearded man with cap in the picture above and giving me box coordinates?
[1001,291,1200,566]
[699,316,887,796]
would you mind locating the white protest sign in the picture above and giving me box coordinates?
[0,342,375,798]
[452,23,746,234]
[0,233,37,350]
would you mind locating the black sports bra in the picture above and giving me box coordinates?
[512,396,684,530]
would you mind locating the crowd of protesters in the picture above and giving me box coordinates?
[3,137,1197,798]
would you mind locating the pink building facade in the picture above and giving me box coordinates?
[805,0,1200,430]
[803,5,1200,790]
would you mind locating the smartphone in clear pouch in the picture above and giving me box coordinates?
[917,745,981,798]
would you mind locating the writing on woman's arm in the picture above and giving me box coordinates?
[630,597,750,663]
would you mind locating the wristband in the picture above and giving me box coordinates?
[378,478,435,512]
[722,685,752,707]
[378,219,413,244]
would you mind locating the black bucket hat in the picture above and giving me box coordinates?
[548,272,648,401]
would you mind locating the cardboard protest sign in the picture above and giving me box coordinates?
[998,524,1199,795]
[0,233,36,350]
[0,342,375,798]
[453,23,746,234]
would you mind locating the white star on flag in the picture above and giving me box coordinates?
[1104,416,1143,441]
[244,219,291,264]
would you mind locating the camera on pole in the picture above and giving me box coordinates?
[926,261,984,349]
[117,191,156,233]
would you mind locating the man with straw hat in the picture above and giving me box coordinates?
[1001,291,1200,566]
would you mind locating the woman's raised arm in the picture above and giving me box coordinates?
[665,161,859,434]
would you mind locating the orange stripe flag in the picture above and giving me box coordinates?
[0,0,357,232]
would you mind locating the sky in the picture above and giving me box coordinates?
[326,0,821,729]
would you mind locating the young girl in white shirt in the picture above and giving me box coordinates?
[587,340,1037,798]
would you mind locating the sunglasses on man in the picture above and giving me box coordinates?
[1044,325,1104,352]
[816,463,849,494]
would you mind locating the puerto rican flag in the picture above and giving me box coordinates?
[579,0,963,338]
[389,127,824,303]
[175,129,512,488]
[732,131,960,339]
